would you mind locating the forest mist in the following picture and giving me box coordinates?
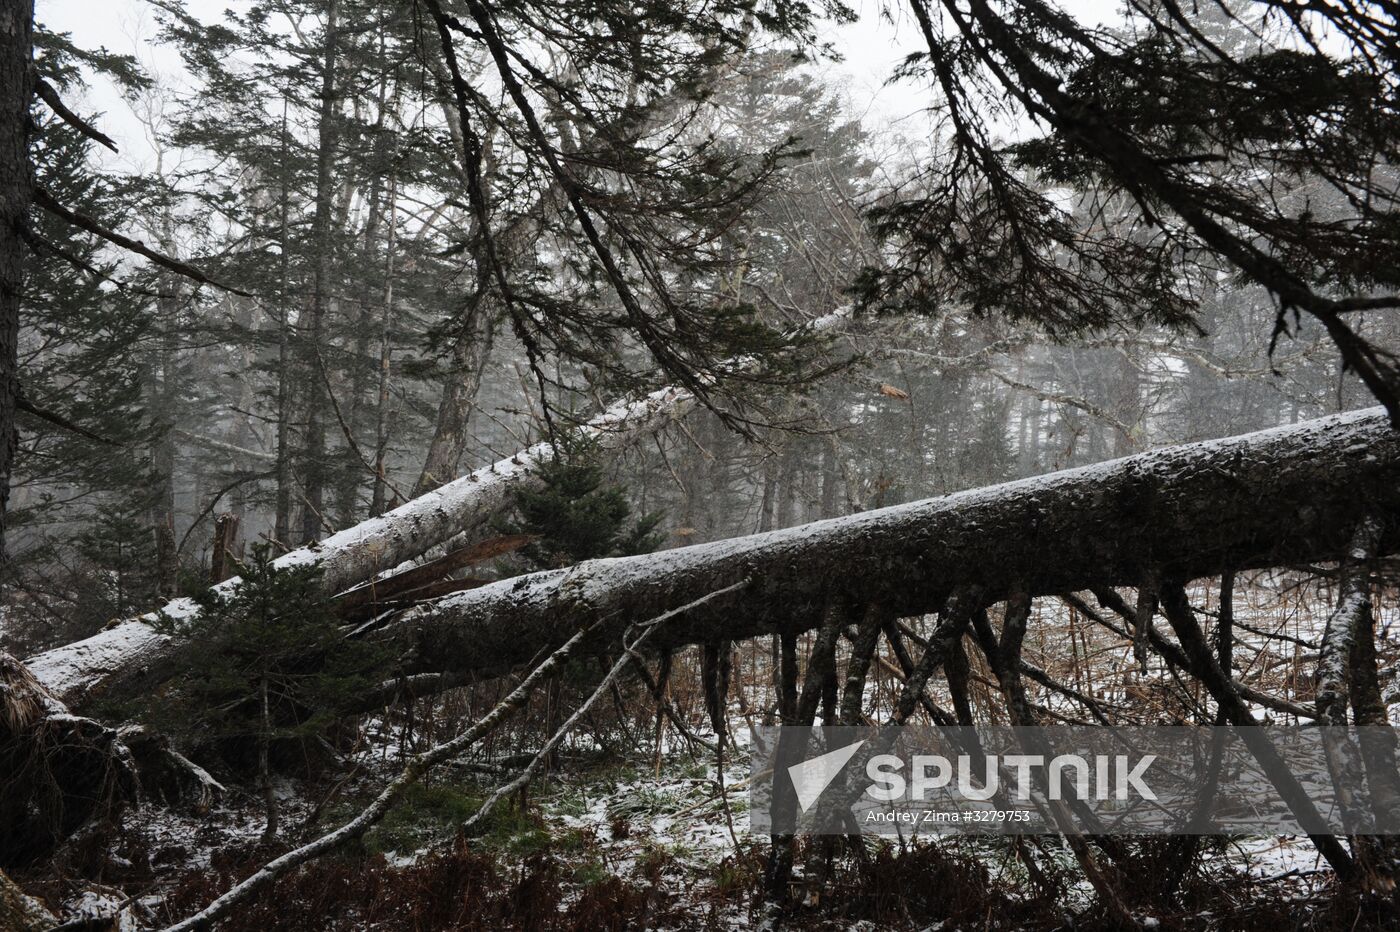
[2,0,1398,929]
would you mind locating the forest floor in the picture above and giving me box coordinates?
[34,738,1342,931]
[18,572,1395,930]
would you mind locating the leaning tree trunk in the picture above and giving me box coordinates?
[18,392,694,701]
[0,0,34,562]
[26,310,849,708]
[390,407,1400,681]
[24,387,692,705]
[414,299,495,497]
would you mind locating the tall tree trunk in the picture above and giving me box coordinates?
[332,192,382,526]
[413,303,494,496]
[370,173,398,515]
[334,57,396,525]
[297,0,340,543]
[818,440,839,519]
[148,263,181,599]
[221,300,257,546]
[774,446,794,529]
[1112,348,1141,457]
[413,80,500,499]
[757,457,776,532]
[273,99,295,547]
[0,0,34,562]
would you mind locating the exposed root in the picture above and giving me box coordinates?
[0,651,137,869]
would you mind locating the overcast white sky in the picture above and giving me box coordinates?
[34,0,1120,174]
[32,0,942,173]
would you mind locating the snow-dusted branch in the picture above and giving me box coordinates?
[25,310,851,708]
[157,625,593,932]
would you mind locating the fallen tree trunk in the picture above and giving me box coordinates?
[392,407,1400,679]
[21,387,690,707]
[26,311,850,709]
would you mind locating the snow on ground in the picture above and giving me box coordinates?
[56,727,1365,930]
[34,569,1393,928]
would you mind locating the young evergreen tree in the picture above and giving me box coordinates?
[509,457,665,569]
[151,544,388,839]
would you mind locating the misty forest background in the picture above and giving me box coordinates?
[7,0,1384,654]
[1,0,1399,928]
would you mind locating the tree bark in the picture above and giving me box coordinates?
[370,172,398,515]
[209,513,239,584]
[0,0,34,562]
[297,0,340,544]
[147,261,182,598]
[1315,517,1382,727]
[413,304,494,497]
[273,99,295,546]
[393,408,1400,683]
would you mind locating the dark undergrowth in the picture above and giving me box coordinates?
[154,834,687,931]
[132,831,1400,931]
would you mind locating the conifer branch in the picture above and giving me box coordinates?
[15,390,116,446]
[33,188,254,297]
[33,76,118,152]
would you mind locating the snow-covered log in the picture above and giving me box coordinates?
[392,408,1400,680]
[22,386,691,706]
[25,310,850,708]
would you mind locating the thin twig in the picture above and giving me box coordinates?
[157,624,598,932]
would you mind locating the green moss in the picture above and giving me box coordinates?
[549,791,590,819]
[360,782,484,855]
[572,858,610,887]
[476,805,555,856]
